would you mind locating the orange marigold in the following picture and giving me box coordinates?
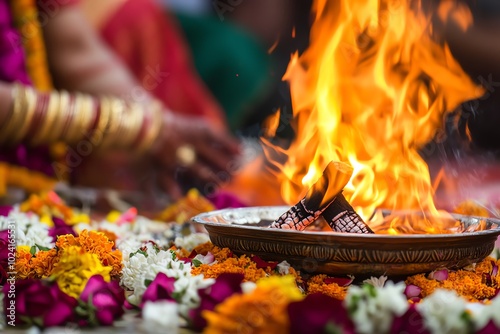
[16,249,34,279]
[16,248,59,279]
[307,274,347,300]
[56,230,122,279]
[406,258,500,302]
[192,255,269,282]
[203,276,303,334]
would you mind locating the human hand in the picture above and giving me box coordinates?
[150,112,241,199]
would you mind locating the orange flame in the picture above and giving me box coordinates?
[264,0,484,233]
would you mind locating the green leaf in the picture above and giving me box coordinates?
[179,262,184,270]
[30,245,37,256]
[324,322,343,334]
[170,250,177,260]
[75,305,89,317]
[363,283,377,298]
[35,244,50,251]
[192,259,202,267]
[171,291,183,302]
[144,279,153,287]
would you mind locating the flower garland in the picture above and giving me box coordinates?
[0,193,499,333]
[10,0,53,91]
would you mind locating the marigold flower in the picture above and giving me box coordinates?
[52,245,112,298]
[406,257,500,302]
[56,230,122,279]
[307,274,348,300]
[203,275,303,334]
[30,249,59,279]
[15,248,35,279]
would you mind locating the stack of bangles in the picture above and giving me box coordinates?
[0,82,164,152]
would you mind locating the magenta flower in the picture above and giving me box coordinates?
[3,279,77,327]
[209,192,247,209]
[390,304,429,334]
[0,206,13,216]
[49,217,76,242]
[251,255,278,270]
[288,293,355,334]
[140,272,176,308]
[189,273,244,331]
[80,275,125,326]
[0,229,9,285]
[477,320,500,334]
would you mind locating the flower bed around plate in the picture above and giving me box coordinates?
[0,192,499,333]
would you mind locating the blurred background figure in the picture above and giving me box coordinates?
[81,0,313,135]
[0,0,240,210]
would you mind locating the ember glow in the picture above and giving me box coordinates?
[264,0,485,233]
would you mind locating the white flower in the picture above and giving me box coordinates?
[470,294,500,331]
[142,301,179,334]
[174,275,215,316]
[0,209,53,248]
[241,281,257,294]
[345,281,408,334]
[417,289,469,334]
[277,261,291,275]
[174,233,210,251]
[192,252,216,266]
[363,275,388,287]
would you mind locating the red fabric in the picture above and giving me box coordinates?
[99,0,227,128]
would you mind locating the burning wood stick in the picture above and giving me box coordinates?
[322,192,374,234]
[270,161,353,230]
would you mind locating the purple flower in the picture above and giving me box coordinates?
[3,279,77,327]
[80,275,125,326]
[390,304,429,334]
[140,272,176,308]
[287,293,355,334]
[188,273,244,331]
[49,217,76,242]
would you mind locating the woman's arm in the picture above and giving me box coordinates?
[41,3,150,101]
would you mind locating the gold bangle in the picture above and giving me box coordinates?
[31,90,60,145]
[11,85,37,144]
[46,90,70,144]
[123,102,143,147]
[100,97,125,148]
[136,101,164,153]
[93,96,110,146]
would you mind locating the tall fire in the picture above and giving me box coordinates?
[263,0,485,234]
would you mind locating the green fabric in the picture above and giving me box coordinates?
[175,13,271,130]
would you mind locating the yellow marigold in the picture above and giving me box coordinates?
[52,245,112,299]
[203,275,303,334]
[56,230,123,279]
[307,274,347,300]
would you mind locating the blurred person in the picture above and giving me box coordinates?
[0,0,240,205]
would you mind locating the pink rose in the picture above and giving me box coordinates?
[3,279,77,327]
[80,275,125,326]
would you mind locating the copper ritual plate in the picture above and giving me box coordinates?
[191,206,500,276]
